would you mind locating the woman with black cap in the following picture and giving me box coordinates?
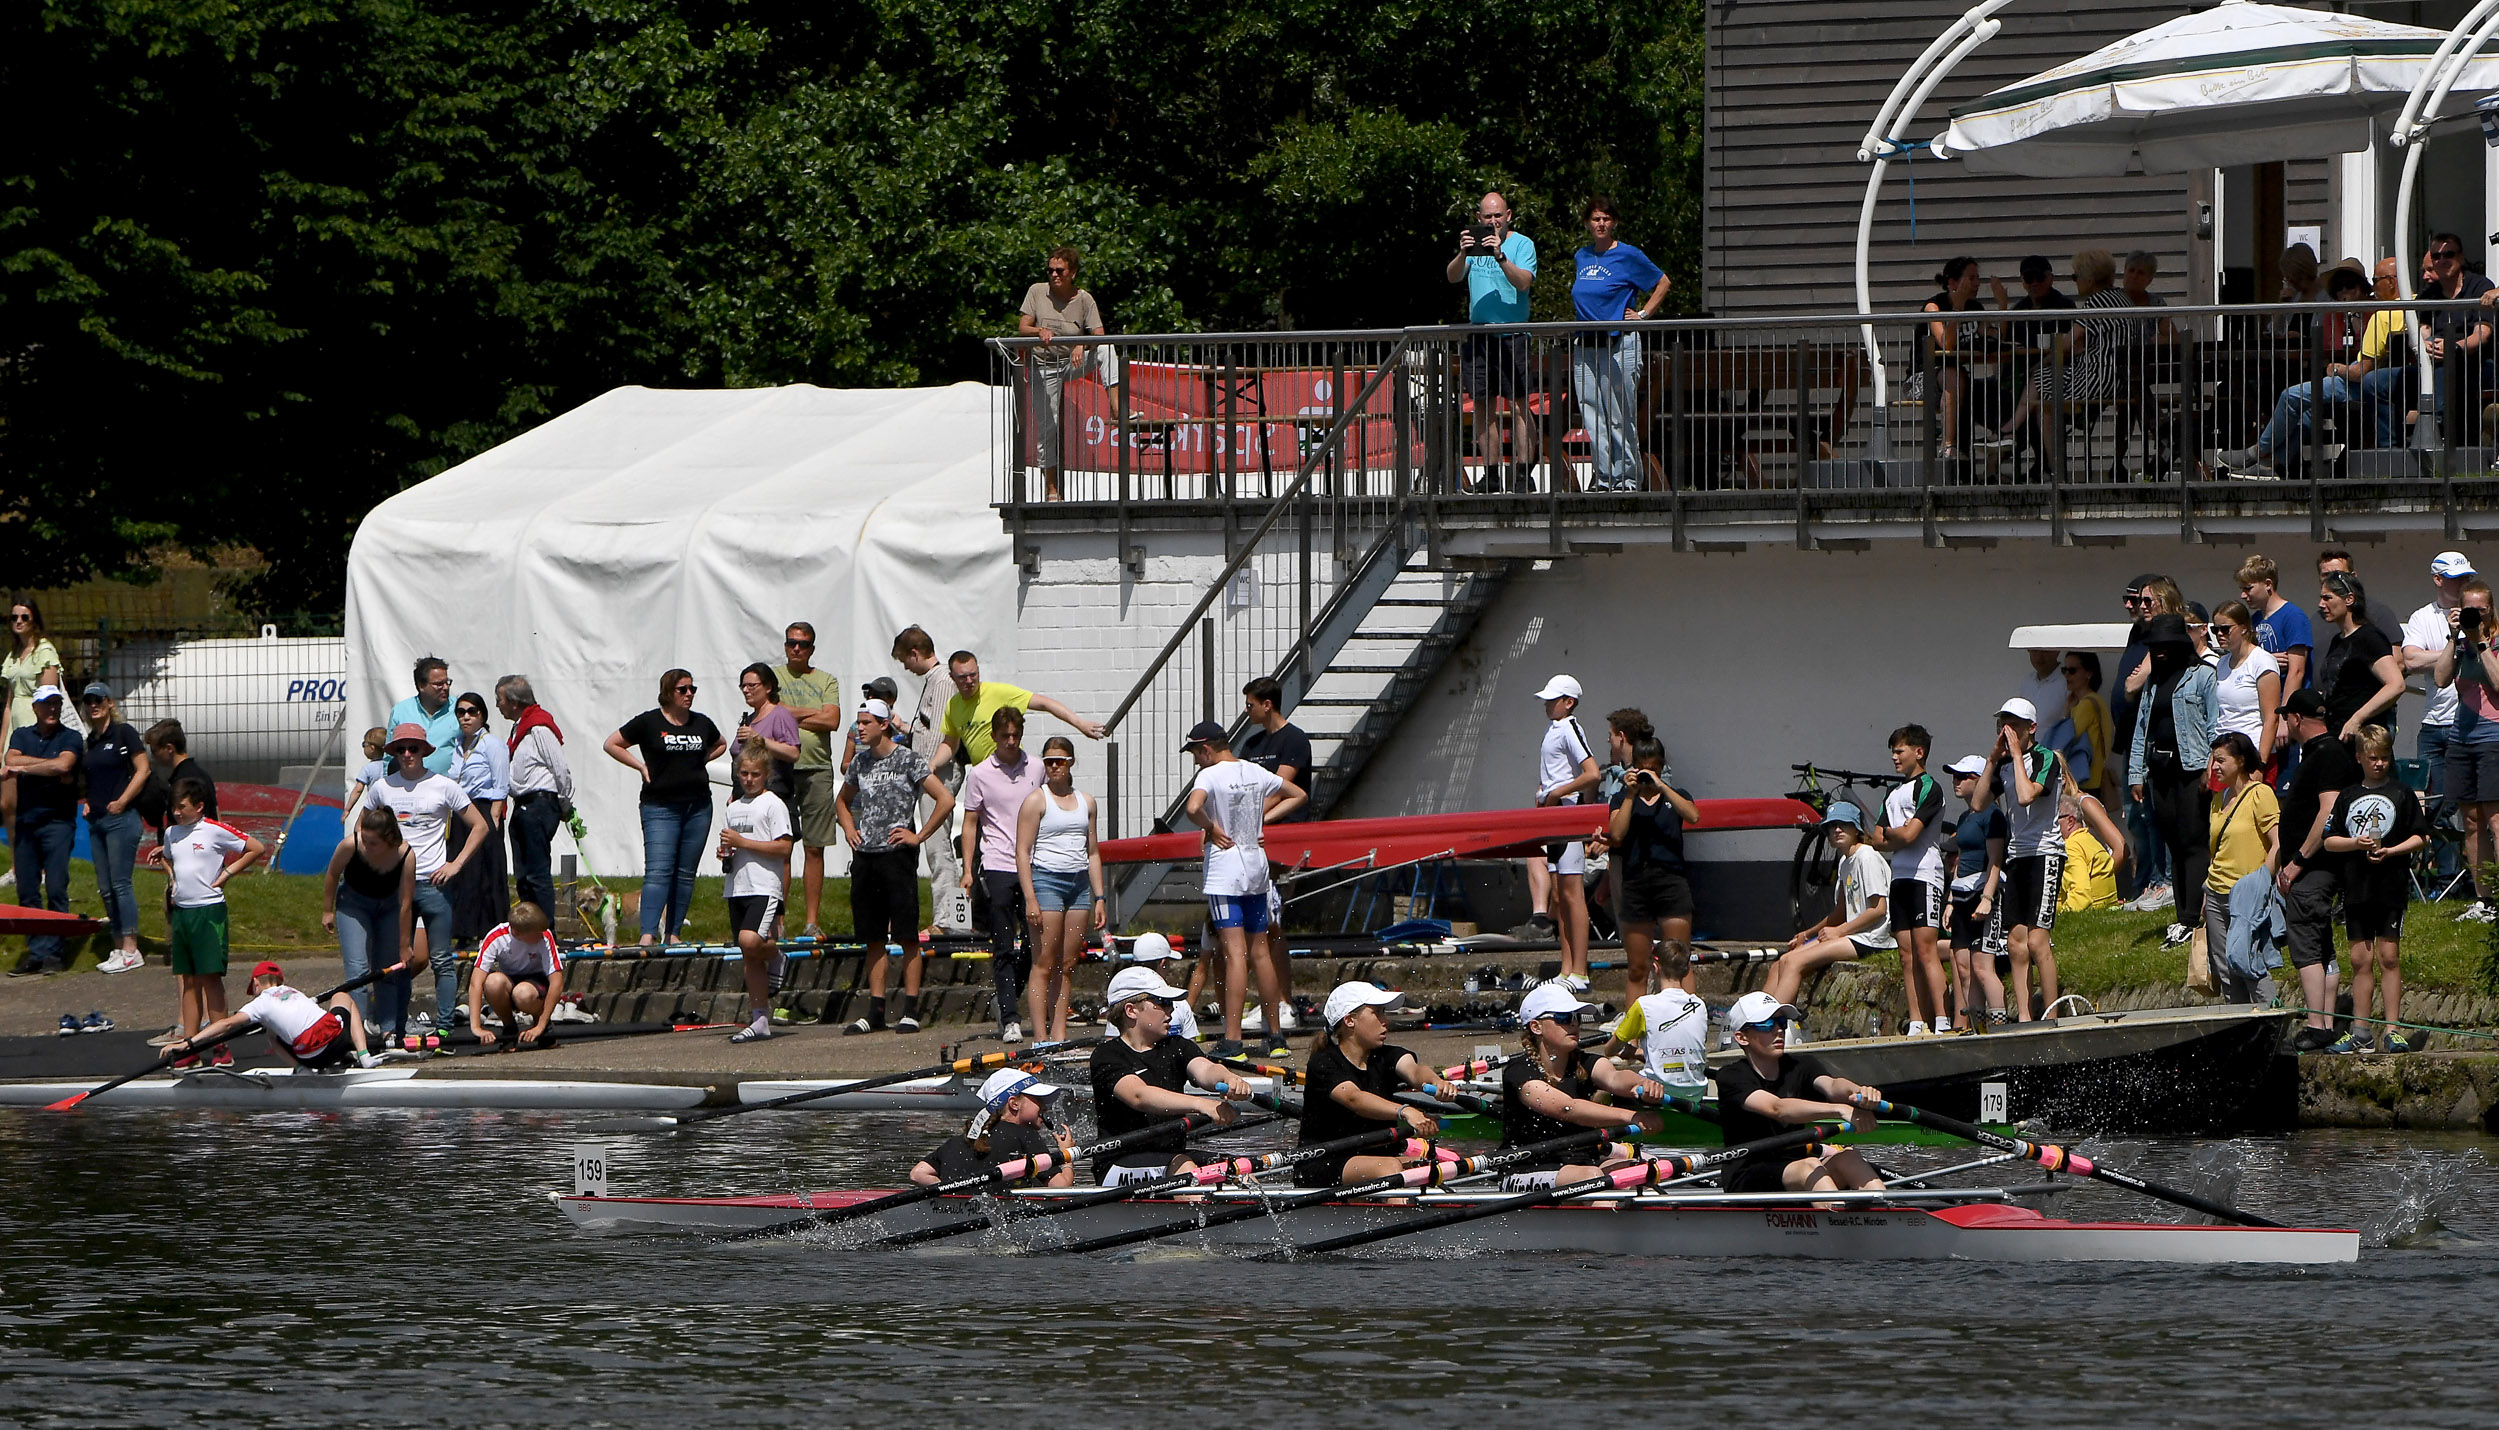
[2128,611,2216,946]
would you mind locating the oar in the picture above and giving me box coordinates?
[1846,1094,2284,1228]
[316,960,410,1002]
[869,1121,1432,1249]
[1432,1029,1611,1083]
[606,1037,1110,1132]
[1691,948,1781,966]
[43,1023,265,1111]
[1048,1128,1630,1257]
[1273,1122,1838,1259]
[724,1099,1294,1240]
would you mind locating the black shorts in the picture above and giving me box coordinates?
[2447,742,2499,804]
[1888,878,1942,932]
[1462,331,1533,405]
[2344,897,2404,942]
[2000,851,2064,931]
[1721,1156,1792,1195]
[1620,867,1696,923]
[290,1012,355,1071]
[1947,894,1987,951]
[727,894,782,937]
[2283,871,2340,969]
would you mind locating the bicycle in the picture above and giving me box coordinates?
[1784,762,1904,932]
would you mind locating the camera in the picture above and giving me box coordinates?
[1462,224,1499,255]
[2464,606,2487,637]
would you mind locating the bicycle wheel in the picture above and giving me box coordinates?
[1790,824,1837,931]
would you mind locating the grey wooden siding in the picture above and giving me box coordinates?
[1705,1,2339,317]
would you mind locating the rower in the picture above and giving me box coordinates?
[1714,991,1885,1196]
[910,1068,1077,1188]
[1293,981,1441,1187]
[1500,984,1666,1186]
[172,961,375,1072]
[1087,966,1254,1184]
[1601,940,1708,1104]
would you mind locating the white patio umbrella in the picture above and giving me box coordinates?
[1934,0,2499,176]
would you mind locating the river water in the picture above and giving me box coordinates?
[0,1110,2489,1428]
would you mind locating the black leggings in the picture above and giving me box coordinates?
[981,869,1032,1019]
[2146,765,2212,926]
[850,848,922,958]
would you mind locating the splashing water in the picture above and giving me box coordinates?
[2365,1147,2490,1248]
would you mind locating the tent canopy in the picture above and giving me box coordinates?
[344,383,1013,879]
[1938,1,2499,177]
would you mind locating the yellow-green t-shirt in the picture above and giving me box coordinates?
[942,681,1033,766]
[775,664,842,770]
[2206,782,2280,895]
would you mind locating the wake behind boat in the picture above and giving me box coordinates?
[548,1182,2358,1265]
[0,1066,707,1112]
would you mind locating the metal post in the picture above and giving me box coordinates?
[1922,343,1939,489]
[1117,343,1135,571]
[1298,479,1314,692]
[1200,617,1216,728]
[1105,741,1121,843]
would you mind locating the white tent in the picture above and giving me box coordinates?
[1935,1,2499,176]
[344,383,1014,880]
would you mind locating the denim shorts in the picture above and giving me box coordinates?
[1031,866,1094,912]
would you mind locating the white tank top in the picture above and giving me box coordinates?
[1031,788,1093,872]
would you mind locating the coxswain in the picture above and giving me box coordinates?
[1294,981,1442,1187]
[1087,966,1254,1184]
[910,1068,1078,1188]
[470,902,565,1050]
[1501,984,1665,1186]
[173,961,374,1072]
[1713,991,1885,1195]
[1600,940,1708,1103]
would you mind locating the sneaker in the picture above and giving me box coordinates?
[1932,1017,1953,1034]
[772,1006,794,1025]
[209,1046,235,1068]
[2140,883,2174,911]
[147,1024,184,1048]
[2161,922,2193,949]
[1275,1005,1299,1034]
[56,1014,81,1037]
[1905,1020,1930,1038]
[729,1024,773,1044]
[801,923,823,944]
[79,1011,114,1035]
[2455,901,2498,924]
[1002,1020,1024,1044]
[842,1018,876,1036]
[1506,912,1559,940]
[8,957,60,979]
[2383,1030,2415,1053]
[1241,1006,1265,1033]
[1207,1038,1245,1058]
[408,1011,437,1034]
[2290,1025,2336,1052]
[97,950,144,975]
[2329,1030,2376,1054]
[1264,1038,1291,1058]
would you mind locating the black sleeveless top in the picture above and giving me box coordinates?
[1499,1048,1596,1151]
[342,846,407,900]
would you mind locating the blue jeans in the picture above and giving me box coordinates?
[2258,375,2355,459]
[2121,788,2170,895]
[639,799,711,940]
[2358,366,2408,447]
[86,807,143,939]
[14,817,74,962]
[411,877,454,1020]
[1572,333,1644,488]
[336,884,414,1033]
[2421,722,2461,886]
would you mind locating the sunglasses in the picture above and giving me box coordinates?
[1042,755,1073,766]
[457,706,485,718]
[785,638,814,650]
[1539,1011,1580,1026]
[1740,1018,1790,1033]
[8,613,30,623]
[674,683,697,694]
[2434,249,2463,260]
[2061,664,2085,674]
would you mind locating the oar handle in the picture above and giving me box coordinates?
[313,961,411,1002]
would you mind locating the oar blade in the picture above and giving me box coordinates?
[41,1090,92,1113]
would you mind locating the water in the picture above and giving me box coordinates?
[0,1111,2492,1428]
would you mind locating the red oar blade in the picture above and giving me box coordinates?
[42,1090,93,1113]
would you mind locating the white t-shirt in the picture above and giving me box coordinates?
[2213,646,2278,744]
[1192,759,1286,895]
[239,985,330,1047]
[1538,716,1595,804]
[361,770,472,877]
[1611,989,1708,1091]
[723,791,793,899]
[162,819,248,908]
[476,923,561,980]
[2407,600,2459,727]
[1835,843,1895,949]
[2024,669,2069,732]
[1880,772,1947,887]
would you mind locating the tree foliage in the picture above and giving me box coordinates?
[1,0,1703,614]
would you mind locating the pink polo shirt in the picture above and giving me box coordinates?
[961,752,1044,872]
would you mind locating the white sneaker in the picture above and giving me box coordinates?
[1905,1021,1930,1038]
[2140,883,2174,911]
[1241,1006,1266,1033]
[1933,1017,1953,1034]
[97,951,144,975]
[1275,1005,1299,1033]
[1003,1020,1024,1044]
[2456,901,2498,924]
[2161,922,2193,948]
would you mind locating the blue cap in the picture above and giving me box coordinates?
[1824,800,1865,831]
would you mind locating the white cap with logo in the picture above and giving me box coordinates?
[1996,696,2038,723]
[1126,932,1177,962]
[1104,966,1187,1006]
[1944,754,1989,777]
[1727,991,1802,1029]
[1517,983,1599,1025]
[1321,980,1404,1029]
[2433,551,2478,578]
[977,1068,1063,1112]
[1534,674,1583,701]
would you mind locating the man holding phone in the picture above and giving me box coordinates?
[1443,190,1538,492]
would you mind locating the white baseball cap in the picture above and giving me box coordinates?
[29,684,65,706]
[1518,983,1599,1025]
[977,1068,1063,1112]
[1727,991,1802,1030]
[1321,980,1404,1029]
[857,697,893,721]
[1996,696,2038,723]
[2434,551,2478,578]
[1104,966,1187,1005]
[1944,754,1989,777]
[1127,932,1177,962]
[1534,674,1583,701]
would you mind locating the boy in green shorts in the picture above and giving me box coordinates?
[142,778,266,1067]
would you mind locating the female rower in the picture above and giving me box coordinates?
[1501,984,1666,1186]
[1294,982,1441,1187]
[1087,966,1253,1184]
[1714,991,1884,1195]
[910,1069,1077,1188]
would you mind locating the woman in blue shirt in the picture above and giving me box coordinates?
[1569,198,1671,491]
[444,691,513,945]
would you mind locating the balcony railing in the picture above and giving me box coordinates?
[990,300,2499,548]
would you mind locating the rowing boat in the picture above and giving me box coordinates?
[734,1076,984,1113]
[1428,1106,2015,1147]
[550,1184,2357,1264]
[0,1067,708,1111]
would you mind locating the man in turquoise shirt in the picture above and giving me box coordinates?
[1444,190,1538,491]
[387,656,460,776]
